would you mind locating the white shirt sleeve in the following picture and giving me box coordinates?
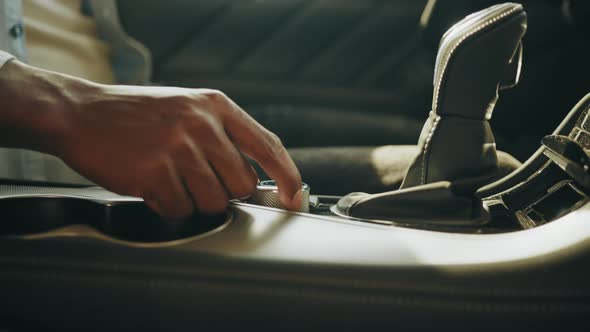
[0,50,15,70]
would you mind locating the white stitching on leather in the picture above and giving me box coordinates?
[432,4,522,113]
[421,115,441,184]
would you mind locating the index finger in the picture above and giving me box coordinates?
[219,98,303,210]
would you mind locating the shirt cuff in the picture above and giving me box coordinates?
[0,50,16,70]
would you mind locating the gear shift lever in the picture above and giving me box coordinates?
[402,3,526,190]
[333,3,527,226]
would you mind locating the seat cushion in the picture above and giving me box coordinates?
[280,146,522,195]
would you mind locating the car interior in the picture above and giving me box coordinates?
[1,0,590,330]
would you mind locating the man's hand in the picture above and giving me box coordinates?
[0,60,302,220]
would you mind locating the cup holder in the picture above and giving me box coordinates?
[100,201,229,243]
[0,185,231,244]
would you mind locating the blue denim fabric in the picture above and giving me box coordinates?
[0,0,26,66]
[0,0,151,183]
[0,0,151,84]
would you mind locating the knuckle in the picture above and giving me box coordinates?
[138,157,166,179]
[199,89,228,105]
[260,131,284,162]
[194,89,236,118]
[156,99,192,124]
[267,131,283,151]
[170,134,195,158]
[164,131,188,151]
[187,111,222,139]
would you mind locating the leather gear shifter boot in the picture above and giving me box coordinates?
[402,2,526,190]
[334,3,527,226]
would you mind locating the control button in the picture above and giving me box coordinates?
[249,180,310,212]
[543,135,590,191]
[10,23,24,38]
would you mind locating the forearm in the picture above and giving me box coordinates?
[0,58,83,155]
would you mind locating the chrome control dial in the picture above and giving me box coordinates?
[249,180,310,212]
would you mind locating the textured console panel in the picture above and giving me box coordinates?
[0,185,141,201]
[0,184,230,243]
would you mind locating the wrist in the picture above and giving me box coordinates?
[0,60,95,155]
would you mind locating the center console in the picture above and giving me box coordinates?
[1,3,589,331]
